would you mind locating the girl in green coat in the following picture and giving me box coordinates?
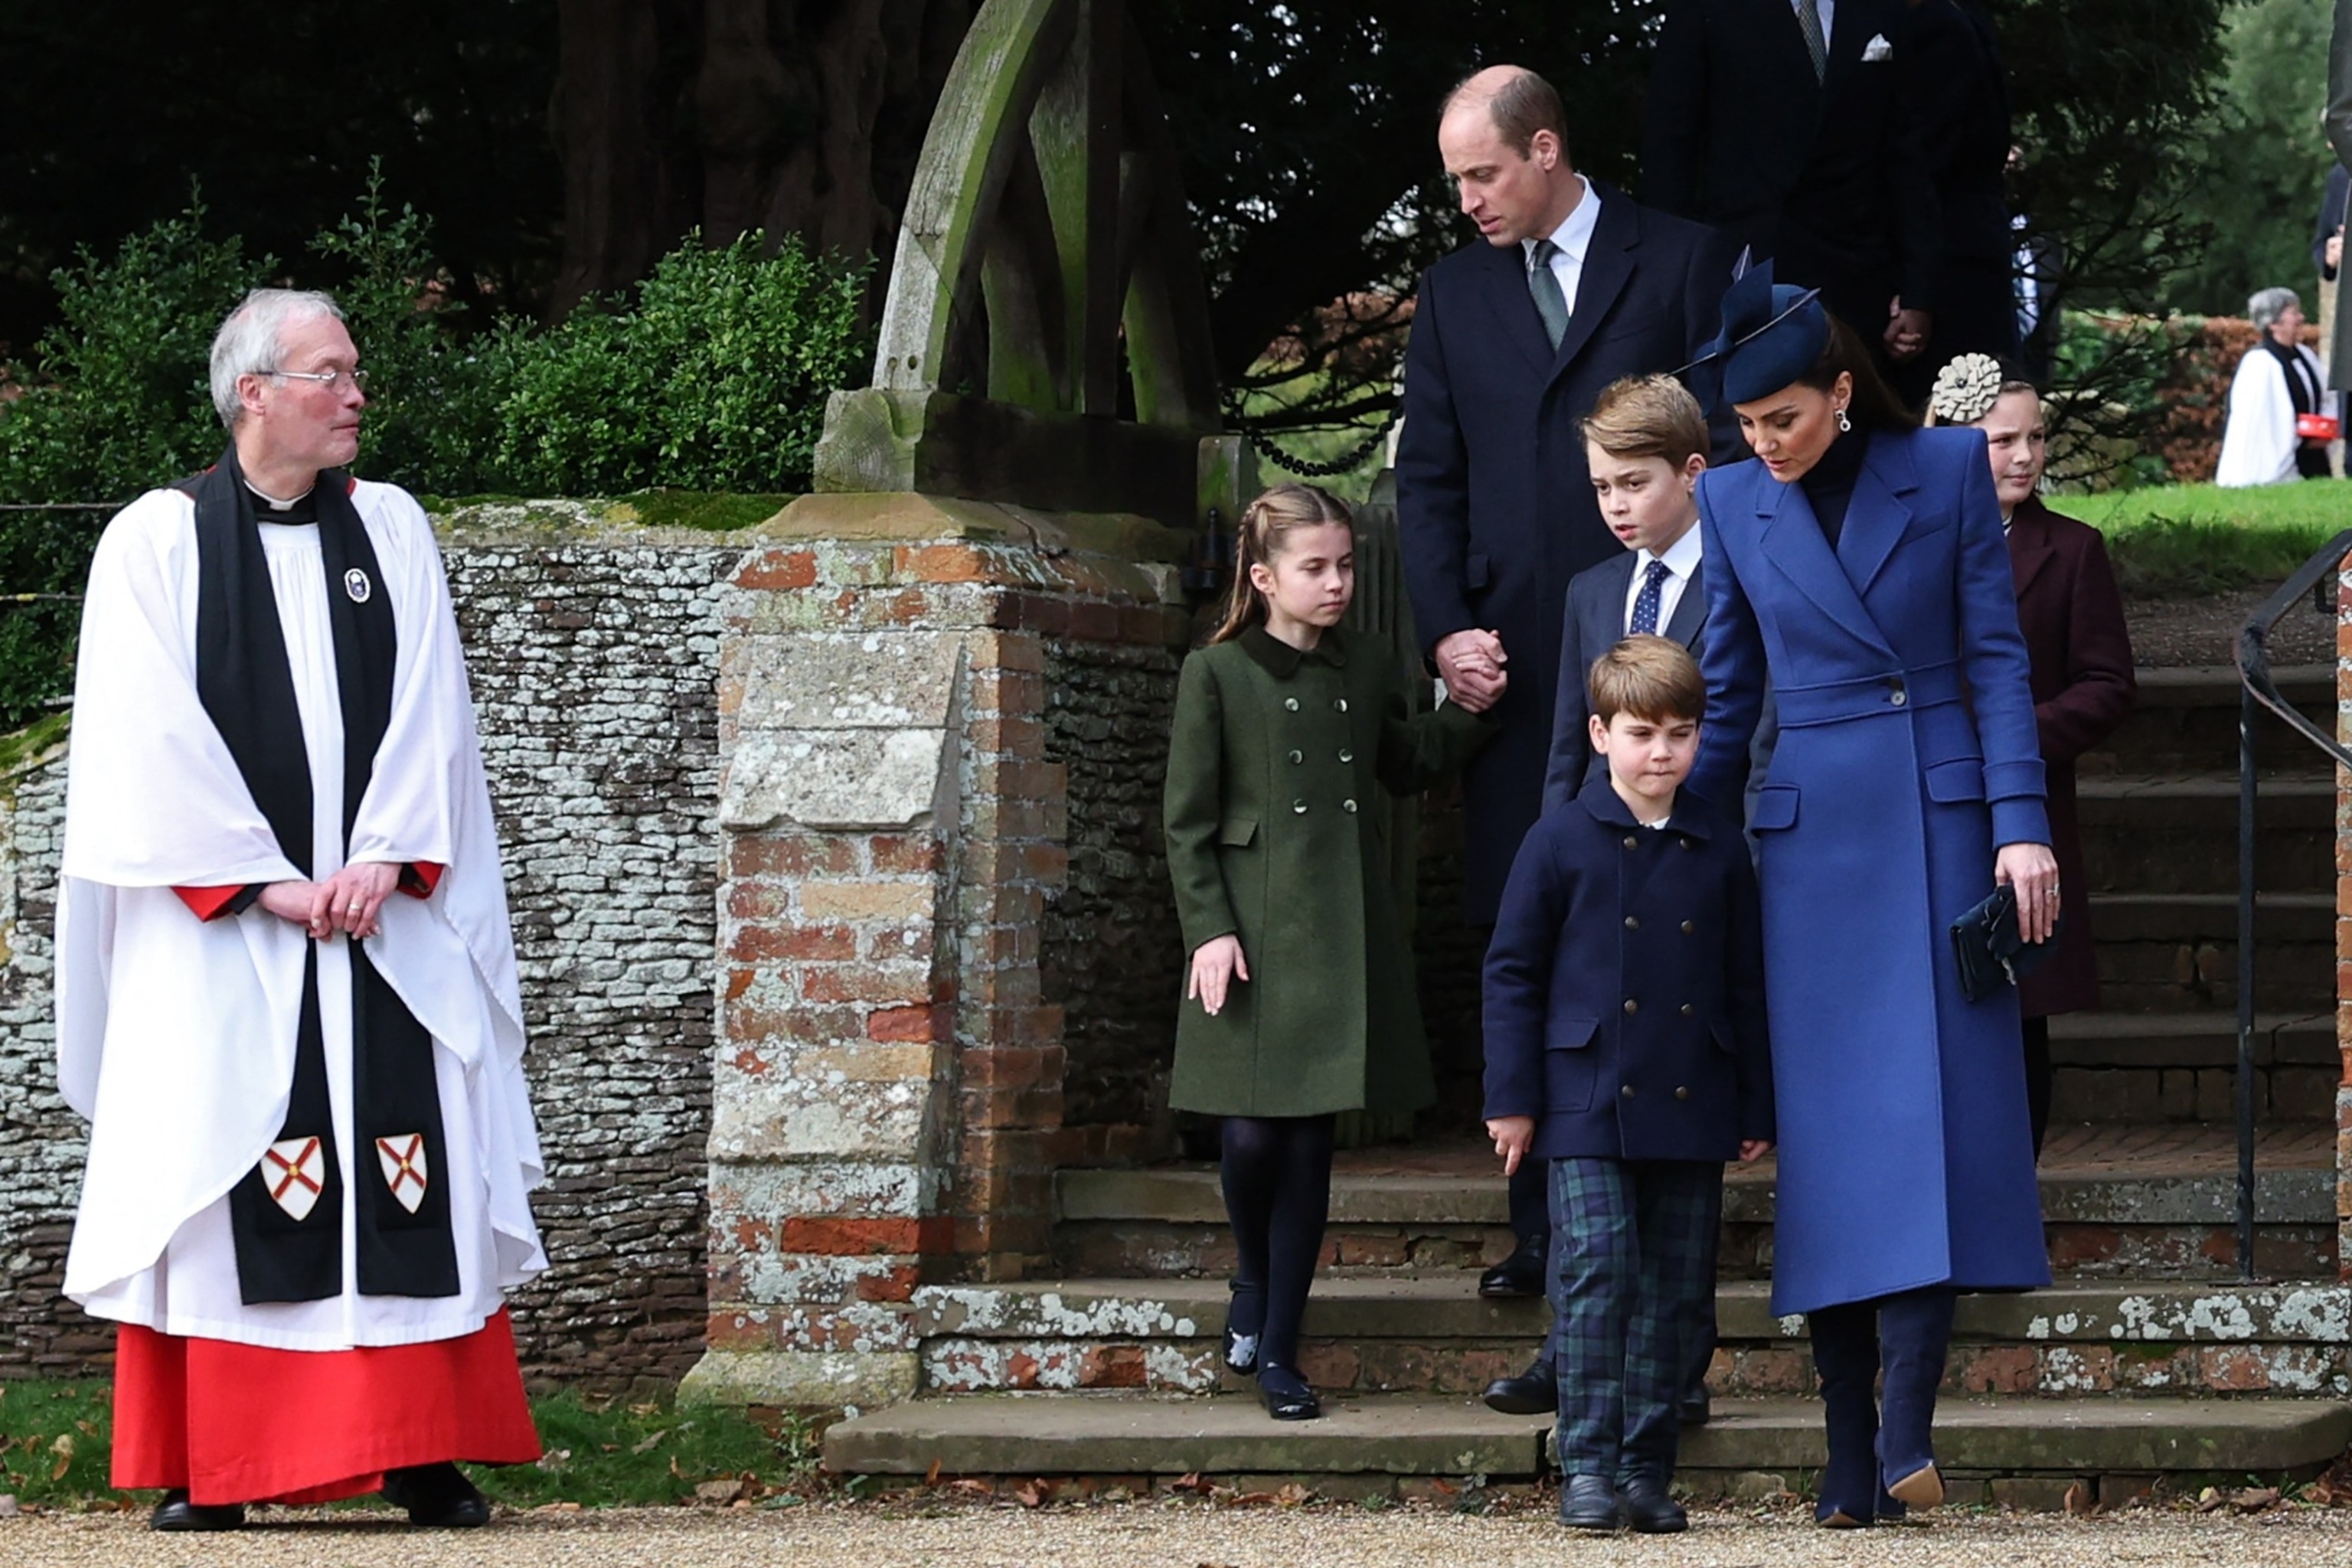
[1165,483,1498,1421]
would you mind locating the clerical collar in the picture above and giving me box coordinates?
[243,479,319,525]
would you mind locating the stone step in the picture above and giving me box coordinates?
[913,1277,2352,1401]
[2089,893,2333,1012]
[822,1390,2352,1498]
[2076,775,2334,895]
[2079,665,2334,778]
[1057,1156,2339,1283]
[2047,1011,2337,1123]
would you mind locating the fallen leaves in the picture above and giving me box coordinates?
[2197,1485,2282,1514]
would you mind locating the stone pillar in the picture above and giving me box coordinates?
[679,493,1187,1410]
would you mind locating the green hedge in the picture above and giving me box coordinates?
[0,182,871,729]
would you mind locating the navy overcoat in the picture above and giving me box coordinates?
[1481,778,1774,1162]
[1396,186,1736,922]
[1687,427,2053,1315]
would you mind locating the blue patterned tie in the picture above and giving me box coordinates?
[1629,558,1671,636]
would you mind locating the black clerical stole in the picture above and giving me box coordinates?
[178,452,459,1304]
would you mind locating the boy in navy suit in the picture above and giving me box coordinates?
[1542,376,1712,814]
[1483,637,1774,1534]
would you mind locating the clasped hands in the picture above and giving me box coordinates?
[1434,629,1508,713]
[256,861,401,941]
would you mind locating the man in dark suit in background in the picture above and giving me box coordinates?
[1642,0,1938,371]
[1903,0,2014,400]
[1396,64,1735,1305]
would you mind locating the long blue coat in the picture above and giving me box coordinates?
[1686,427,2053,1315]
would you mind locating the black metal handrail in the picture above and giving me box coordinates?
[2232,527,2352,1282]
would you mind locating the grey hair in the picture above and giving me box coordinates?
[208,289,345,429]
[2247,286,2301,334]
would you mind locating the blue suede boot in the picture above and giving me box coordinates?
[1805,1302,1883,1527]
[1876,1288,1957,1509]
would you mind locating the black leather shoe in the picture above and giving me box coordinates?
[1557,1474,1623,1531]
[1477,1236,1546,1298]
[1678,1383,1711,1427]
[382,1462,492,1527]
[150,1491,246,1531]
[1481,1357,1558,1416]
[1257,1365,1321,1421]
[1621,1475,1687,1534]
[1222,1282,1262,1375]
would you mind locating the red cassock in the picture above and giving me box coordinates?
[113,1309,541,1504]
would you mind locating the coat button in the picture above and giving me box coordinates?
[1292,799,1308,814]
[1675,1086,1690,1101]
[1623,998,1639,1014]
[1622,835,1639,850]
[1342,798,1359,813]
[1289,750,1303,764]
[1681,920,1696,934]
[1620,1084,1636,1099]
[1890,689,1907,707]
[1338,747,1354,763]
[1681,1004,1696,1018]
[1679,837,1695,849]
[1285,697,1300,711]
[1624,916,1640,929]
[1334,697,1349,712]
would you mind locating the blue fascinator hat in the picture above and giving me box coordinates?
[1681,262,1831,408]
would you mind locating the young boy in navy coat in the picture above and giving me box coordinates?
[1483,636,1774,1534]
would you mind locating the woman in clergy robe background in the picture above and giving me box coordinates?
[2215,286,2337,488]
[1681,268,2056,1528]
[56,289,544,1531]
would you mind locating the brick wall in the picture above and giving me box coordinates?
[0,502,740,1390]
[684,495,1190,1410]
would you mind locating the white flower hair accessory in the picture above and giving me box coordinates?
[1928,353,2006,426]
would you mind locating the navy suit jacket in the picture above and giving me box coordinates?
[1396,186,1736,923]
[1481,777,1774,1162]
[1541,551,1710,813]
[1642,0,1936,327]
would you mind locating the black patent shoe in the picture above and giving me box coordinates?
[1222,1281,1263,1375]
[1257,1365,1321,1421]
[382,1462,492,1527]
[1477,1236,1547,1298]
[1621,1475,1688,1534]
[150,1491,246,1531]
[1481,1356,1558,1416]
[1557,1474,1624,1531]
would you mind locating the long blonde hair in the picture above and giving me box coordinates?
[1208,482,1355,645]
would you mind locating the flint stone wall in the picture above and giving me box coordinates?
[0,501,749,1390]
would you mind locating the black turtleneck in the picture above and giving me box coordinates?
[1798,426,1869,550]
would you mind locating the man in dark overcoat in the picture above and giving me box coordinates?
[1641,0,1939,368]
[1396,64,1735,1296]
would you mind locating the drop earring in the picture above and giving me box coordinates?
[1835,407,1853,433]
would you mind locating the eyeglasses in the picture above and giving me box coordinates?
[263,367,370,394]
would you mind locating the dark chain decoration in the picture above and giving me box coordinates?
[1230,416,1394,479]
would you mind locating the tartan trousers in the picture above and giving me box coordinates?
[1549,1156,1723,1482]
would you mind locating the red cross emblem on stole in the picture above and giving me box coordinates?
[375,1133,430,1214]
[261,1137,325,1222]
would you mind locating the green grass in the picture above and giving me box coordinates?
[0,1380,821,1511]
[2052,481,2352,598]
[411,490,799,533]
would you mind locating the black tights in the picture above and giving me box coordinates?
[1220,1114,1336,1375]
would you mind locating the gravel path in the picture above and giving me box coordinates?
[12,1502,2352,1567]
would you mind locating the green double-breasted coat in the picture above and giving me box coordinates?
[1163,624,1493,1118]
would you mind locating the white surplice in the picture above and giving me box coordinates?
[2216,341,2331,488]
[57,480,544,1351]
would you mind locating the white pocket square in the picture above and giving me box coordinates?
[1861,33,1893,61]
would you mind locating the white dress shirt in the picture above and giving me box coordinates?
[1520,175,1602,316]
[1619,521,1706,636]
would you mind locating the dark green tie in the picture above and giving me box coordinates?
[1529,238,1569,350]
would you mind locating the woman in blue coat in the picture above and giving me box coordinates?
[1681,269,2059,1527]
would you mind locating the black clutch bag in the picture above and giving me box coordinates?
[1949,884,2064,1003]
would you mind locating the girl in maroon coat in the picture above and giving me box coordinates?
[1929,354,2137,1153]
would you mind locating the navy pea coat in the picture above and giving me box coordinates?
[1687,426,2053,1315]
[1396,185,1738,923]
[1481,778,1774,1162]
